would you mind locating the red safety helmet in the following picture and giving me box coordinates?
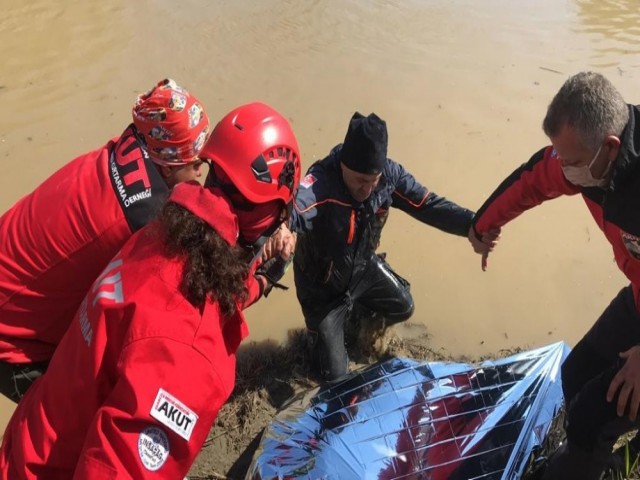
[200,102,301,206]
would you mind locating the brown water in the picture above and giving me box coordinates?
[2,0,640,389]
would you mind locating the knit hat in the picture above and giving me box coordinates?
[132,78,210,166]
[338,112,388,174]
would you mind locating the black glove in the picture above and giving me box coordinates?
[258,256,291,297]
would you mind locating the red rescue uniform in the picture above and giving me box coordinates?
[473,139,640,311]
[0,126,169,363]
[0,224,263,478]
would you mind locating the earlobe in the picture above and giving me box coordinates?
[606,135,621,162]
[603,135,620,163]
[160,166,172,180]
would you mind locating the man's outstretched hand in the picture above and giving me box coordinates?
[262,224,296,262]
[468,226,501,272]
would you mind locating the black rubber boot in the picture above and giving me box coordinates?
[541,441,608,480]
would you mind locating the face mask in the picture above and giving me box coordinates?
[561,144,611,188]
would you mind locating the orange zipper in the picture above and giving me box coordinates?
[347,209,355,244]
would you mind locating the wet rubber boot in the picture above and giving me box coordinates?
[308,330,349,382]
[541,440,608,480]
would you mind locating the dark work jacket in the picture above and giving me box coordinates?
[291,145,474,310]
[474,104,640,310]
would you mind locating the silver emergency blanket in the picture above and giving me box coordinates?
[247,342,569,479]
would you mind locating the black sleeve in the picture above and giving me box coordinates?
[390,160,474,237]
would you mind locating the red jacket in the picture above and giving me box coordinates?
[0,125,169,363]
[0,225,263,479]
[473,112,640,310]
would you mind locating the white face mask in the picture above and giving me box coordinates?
[561,144,611,188]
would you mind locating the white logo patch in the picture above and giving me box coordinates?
[300,174,317,189]
[622,231,640,260]
[138,426,169,471]
[150,388,198,441]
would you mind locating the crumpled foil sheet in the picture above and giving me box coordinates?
[247,342,569,479]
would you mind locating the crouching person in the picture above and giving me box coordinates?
[0,102,301,479]
[290,112,478,382]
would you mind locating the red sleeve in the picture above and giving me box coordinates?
[473,146,580,234]
[72,338,229,479]
[241,257,266,309]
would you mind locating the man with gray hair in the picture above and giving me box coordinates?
[471,71,640,479]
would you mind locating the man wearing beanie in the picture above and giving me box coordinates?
[0,78,211,397]
[291,112,491,381]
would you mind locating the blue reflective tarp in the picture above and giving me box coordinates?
[248,342,570,480]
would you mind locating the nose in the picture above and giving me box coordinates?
[359,186,374,199]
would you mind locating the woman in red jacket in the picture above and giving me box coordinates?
[0,102,301,479]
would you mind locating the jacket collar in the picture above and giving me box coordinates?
[610,104,640,192]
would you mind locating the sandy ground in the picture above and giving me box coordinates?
[1,322,639,479]
[0,322,448,479]
[186,323,640,480]
[186,322,518,479]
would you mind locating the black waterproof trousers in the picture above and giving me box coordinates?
[303,255,414,381]
[543,285,640,480]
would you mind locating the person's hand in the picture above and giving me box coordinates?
[257,256,290,297]
[607,345,640,421]
[467,226,501,271]
[262,224,296,262]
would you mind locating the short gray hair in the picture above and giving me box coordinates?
[542,71,629,150]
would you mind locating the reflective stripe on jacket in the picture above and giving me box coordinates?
[291,145,474,303]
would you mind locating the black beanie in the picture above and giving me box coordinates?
[339,112,388,174]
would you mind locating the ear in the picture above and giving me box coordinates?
[339,161,348,179]
[605,135,621,162]
[159,165,173,180]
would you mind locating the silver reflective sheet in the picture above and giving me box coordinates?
[247,342,569,480]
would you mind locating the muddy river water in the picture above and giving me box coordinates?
[2,1,640,429]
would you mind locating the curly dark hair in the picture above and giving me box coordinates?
[158,202,251,315]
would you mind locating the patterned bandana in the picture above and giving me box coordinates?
[132,78,210,166]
